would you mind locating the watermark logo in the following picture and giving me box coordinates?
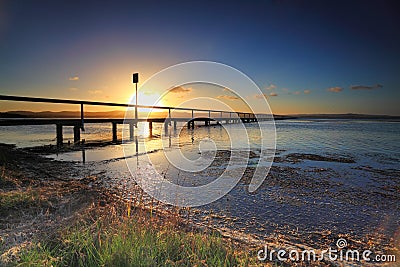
[257,238,396,263]
[336,238,347,249]
[123,61,276,207]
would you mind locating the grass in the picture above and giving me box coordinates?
[17,211,253,267]
[0,166,45,218]
[0,190,39,212]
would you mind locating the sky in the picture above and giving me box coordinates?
[0,0,399,115]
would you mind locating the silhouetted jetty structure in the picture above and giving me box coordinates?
[0,95,276,146]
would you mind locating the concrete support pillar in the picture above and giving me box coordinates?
[56,124,63,146]
[129,123,134,141]
[112,122,117,142]
[149,121,153,137]
[186,120,196,129]
[174,120,177,131]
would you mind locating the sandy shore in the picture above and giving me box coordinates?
[1,143,398,266]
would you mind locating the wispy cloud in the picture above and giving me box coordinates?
[169,86,192,93]
[217,95,240,101]
[253,93,268,100]
[88,89,103,95]
[69,76,79,81]
[269,92,278,97]
[265,84,276,90]
[350,84,383,90]
[327,87,343,93]
[69,87,78,92]
[281,88,310,95]
[254,92,278,99]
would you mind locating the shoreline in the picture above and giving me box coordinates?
[0,143,340,266]
[0,144,265,266]
[1,143,398,266]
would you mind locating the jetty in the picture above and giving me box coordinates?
[0,95,274,146]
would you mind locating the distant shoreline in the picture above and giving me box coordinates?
[284,113,400,120]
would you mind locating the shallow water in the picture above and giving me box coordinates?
[1,119,399,251]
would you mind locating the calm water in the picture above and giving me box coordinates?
[1,119,399,249]
[2,119,399,167]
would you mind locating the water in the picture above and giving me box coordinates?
[1,119,399,250]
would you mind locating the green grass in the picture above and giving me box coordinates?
[0,190,39,215]
[17,216,252,267]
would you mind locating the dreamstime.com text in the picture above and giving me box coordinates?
[257,238,396,263]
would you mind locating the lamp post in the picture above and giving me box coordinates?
[133,73,139,127]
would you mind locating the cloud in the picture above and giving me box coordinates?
[285,89,311,95]
[169,86,192,93]
[327,87,343,93]
[217,95,240,101]
[88,89,103,95]
[350,84,383,90]
[269,92,278,97]
[265,84,276,90]
[69,87,78,92]
[253,93,268,100]
[69,76,79,81]
[254,92,278,99]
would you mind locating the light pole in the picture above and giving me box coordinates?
[133,73,139,128]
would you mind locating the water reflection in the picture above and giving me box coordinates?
[81,146,86,164]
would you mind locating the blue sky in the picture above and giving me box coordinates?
[0,0,399,114]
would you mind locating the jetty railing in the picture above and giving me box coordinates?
[0,95,269,146]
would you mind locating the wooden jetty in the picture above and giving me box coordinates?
[0,95,270,146]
